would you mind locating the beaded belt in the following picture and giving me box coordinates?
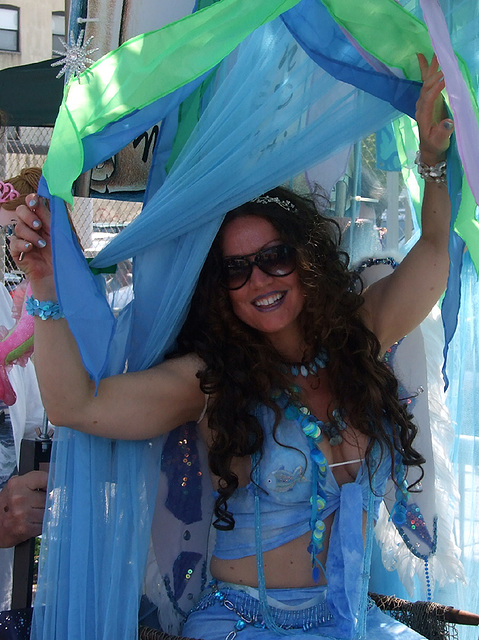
[189,582,334,639]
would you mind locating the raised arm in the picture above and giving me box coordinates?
[362,54,453,352]
[9,199,206,440]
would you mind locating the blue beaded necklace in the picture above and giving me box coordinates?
[276,347,347,447]
[280,348,329,378]
[284,390,348,447]
[273,350,349,582]
[271,387,348,583]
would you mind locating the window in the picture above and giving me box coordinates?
[52,11,65,56]
[0,5,19,52]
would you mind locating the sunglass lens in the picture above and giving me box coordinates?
[223,245,296,289]
[224,258,251,290]
[258,246,296,276]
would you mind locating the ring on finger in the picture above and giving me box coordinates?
[18,242,32,261]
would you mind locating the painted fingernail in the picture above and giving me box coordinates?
[32,220,41,228]
[24,242,32,250]
[443,120,454,130]
[37,239,46,248]
[28,197,38,208]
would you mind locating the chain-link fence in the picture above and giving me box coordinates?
[0,126,52,288]
[0,126,142,306]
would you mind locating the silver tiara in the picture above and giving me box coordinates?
[252,195,296,211]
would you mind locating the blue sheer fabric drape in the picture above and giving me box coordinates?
[440,252,479,638]
[32,18,411,639]
[414,1,479,626]
[31,4,479,639]
[282,0,421,118]
[442,6,479,624]
[33,432,162,639]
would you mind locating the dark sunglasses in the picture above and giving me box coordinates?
[222,244,297,290]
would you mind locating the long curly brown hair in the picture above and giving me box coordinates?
[175,186,424,530]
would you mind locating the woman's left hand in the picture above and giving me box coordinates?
[416,53,454,166]
[362,53,453,351]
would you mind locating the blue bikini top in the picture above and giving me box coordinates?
[214,403,391,560]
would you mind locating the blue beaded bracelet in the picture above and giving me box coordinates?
[25,295,65,320]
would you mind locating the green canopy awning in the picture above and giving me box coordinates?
[0,58,63,126]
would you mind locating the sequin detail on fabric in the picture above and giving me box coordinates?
[162,422,203,524]
[172,552,203,601]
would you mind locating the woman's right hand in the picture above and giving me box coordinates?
[9,194,53,283]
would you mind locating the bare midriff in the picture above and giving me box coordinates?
[210,509,368,589]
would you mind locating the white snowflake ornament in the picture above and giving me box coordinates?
[52,29,99,82]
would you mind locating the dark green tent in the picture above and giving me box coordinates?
[0,58,63,126]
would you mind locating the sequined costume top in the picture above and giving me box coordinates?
[214,403,391,560]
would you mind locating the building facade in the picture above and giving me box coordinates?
[0,0,65,71]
